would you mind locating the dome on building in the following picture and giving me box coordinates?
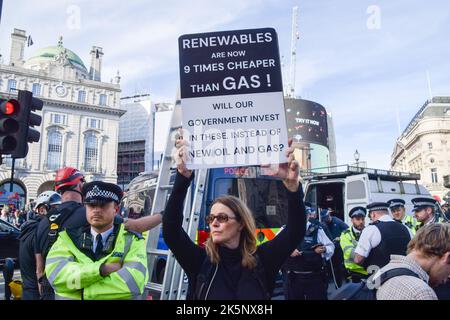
[23,36,88,73]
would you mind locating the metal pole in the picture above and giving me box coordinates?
[0,0,3,25]
[10,158,15,192]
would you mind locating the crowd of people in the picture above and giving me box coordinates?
[5,138,450,301]
[0,206,28,229]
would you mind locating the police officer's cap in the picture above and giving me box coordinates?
[411,197,436,212]
[387,198,405,209]
[366,202,389,212]
[320,209,330,218]
[82,181,123,205]
[349,206,367,218]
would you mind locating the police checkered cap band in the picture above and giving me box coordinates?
[350,209,366,217]
[414,201,434,207]
[85,185,119,202]
[306,207,315,214]
[368,206,388,212]
[389,201,405,208]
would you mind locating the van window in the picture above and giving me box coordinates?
[369,180,400,194]
[347,180,366,199]
[213,178,288,228]
[122,188,155,219]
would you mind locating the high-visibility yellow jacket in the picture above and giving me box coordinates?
[45,223,148,300]
[340,228,367,276]
[403,215,419,236]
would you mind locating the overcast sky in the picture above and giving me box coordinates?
[1,0,449,169]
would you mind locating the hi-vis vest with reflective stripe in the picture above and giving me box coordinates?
[403,215,418,235]
[339,228,368,276]
[45,223,148,300]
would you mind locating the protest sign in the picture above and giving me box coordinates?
[179,27,288,169]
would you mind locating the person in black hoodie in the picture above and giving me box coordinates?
[162,138,306,300]
[19,191,62,300]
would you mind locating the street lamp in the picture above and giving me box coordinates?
[354,149,360,169]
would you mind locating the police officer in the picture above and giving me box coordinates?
[387,198,418,235]
[304,203,333,240]
[320,209,348,288]
[443,201,450,220]
[282,208,335,300]
[412,197,441,228]
[353,202,411,271]
[45,181,149,300]
[339,207,368,283]
[36,167,161,299]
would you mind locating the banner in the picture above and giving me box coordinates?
[0,191,19,207]
[179,28,288,169]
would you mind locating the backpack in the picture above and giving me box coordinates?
[42,202,83,258]
[330,268,421,300]
[19,218,40,242]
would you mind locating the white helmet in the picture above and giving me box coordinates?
[34,191,62,211]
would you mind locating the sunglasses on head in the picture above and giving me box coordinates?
[205,213,238,224]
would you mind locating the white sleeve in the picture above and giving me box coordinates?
[354,225,381,258]
[318,228,335,261]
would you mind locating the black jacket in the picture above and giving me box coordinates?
[162,172,306,300]
[18,217,41,298]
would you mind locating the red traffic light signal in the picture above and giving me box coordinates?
[1,99,19,115]
[0,98,20,154]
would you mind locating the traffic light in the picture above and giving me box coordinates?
[0,98,20,154]
[10,90,43,159]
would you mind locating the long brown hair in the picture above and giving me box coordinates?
[204,195,257,269]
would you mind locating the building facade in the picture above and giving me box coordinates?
[0,28,124,208]
[391,97,450,201]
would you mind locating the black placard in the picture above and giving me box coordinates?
[179,28,283,99]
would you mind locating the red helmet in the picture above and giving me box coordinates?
[54,167,85,192]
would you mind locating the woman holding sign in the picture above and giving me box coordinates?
[162,138,306,300]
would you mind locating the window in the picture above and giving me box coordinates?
[431,168,438,183]
[86,118,102,129]
[347,180,367,199]
[50,113,67,125]
[7,79,16,92]
[99,94,107,106]
[78,90,86,103]
[0,182,26,209]
[428,142,433,150]
[84,132,98,173]
[47,130,62,170]
[32,83,41,96]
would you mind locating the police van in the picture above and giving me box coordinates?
[302,165,444,225]
[121,171,170,283]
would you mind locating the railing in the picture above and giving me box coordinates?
[301,164,421,181]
